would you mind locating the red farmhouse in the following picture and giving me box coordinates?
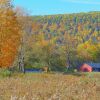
[79,63,92,72]
[79,63,100,72]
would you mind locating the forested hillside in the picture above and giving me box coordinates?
[31,12,100,43]
[22,12,100,71]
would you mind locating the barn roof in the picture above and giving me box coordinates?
[86,63,100,68]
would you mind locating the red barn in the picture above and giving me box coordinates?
[79,63,92,72]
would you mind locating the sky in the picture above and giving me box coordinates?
[14,0,100,15]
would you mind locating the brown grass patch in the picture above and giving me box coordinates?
[0,73,100,100]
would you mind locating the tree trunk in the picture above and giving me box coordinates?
[18,37,25,73]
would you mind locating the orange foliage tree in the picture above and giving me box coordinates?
[0,0,21,68]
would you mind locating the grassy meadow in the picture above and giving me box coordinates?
[0,72,100,100]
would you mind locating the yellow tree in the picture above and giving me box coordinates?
[64,33,78,69]
[77,41,100,61]
[0,0,21,68]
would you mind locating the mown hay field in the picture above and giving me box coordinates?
[0,72,100,100]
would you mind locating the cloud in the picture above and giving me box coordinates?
[62,0,100,5]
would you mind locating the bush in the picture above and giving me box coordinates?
[0,68,12,77]
[25,62,47,69]
[64,67,77,73]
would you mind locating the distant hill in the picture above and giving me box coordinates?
[30,12,100,44]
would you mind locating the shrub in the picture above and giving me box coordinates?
[0,68,12,77]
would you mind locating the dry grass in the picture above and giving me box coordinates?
[0,72,100,100]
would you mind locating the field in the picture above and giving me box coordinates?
[0,72,100,100]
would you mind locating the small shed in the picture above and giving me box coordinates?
[79,63,100,72]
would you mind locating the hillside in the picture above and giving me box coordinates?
[31,12,100,44]
[22,12,100,70]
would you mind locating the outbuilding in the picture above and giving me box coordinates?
[79,63,100,72]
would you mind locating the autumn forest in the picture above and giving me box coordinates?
[0,0,100,72]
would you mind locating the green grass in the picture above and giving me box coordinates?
[0,72,100,100]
